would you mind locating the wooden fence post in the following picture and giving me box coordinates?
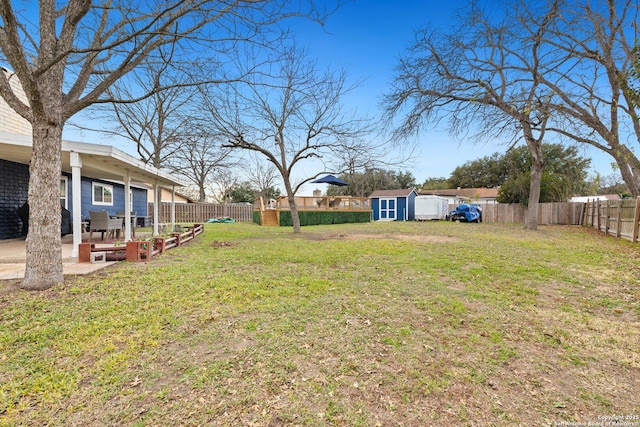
[604,201,607,231]
[615,200,622,238]
[633,197,640,243]
[583,199,589,226]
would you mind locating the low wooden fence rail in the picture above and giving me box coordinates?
[79,224,205,263]
[149,203,253,223]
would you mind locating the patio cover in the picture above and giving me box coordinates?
[0,130,186,257]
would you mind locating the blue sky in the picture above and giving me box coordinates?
[284,0,616,194]
[64,0,616,195]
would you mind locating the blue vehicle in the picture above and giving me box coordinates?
[448,203,482,223]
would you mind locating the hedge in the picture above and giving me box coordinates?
[253,210,262,225]
[278,210,371,226]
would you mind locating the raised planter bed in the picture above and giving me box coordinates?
[78,242,126,262]
[125,241,152,262]
[79,224,204,263]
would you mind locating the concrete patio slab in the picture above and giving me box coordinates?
[0,261,118,280]
[0,232,150,280]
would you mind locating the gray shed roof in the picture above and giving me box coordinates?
[369,188,417,198]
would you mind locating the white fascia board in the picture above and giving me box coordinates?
[62,140,186,187]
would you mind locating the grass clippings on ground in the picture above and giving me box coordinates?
[0,221,639,426]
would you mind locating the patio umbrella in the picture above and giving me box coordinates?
[311,174,349,186]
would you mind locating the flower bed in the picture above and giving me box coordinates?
[79,224,204,263]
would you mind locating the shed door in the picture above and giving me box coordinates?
[380,198,396,220]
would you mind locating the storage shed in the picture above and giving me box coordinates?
[369,188,418,221]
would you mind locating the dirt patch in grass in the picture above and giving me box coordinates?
[305,231,458,244]
[209,240,236,248]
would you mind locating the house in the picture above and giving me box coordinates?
[369,188,418,221]
[0,131,185,257]
[147,186,197,204]
[1,66,187,257]
[569,194,621,203]
[418,187,499,205]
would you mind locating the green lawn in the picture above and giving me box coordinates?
[1,221,639,425]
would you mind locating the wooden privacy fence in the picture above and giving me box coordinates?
[149,203,254,223]
[149,199,640,242]
[582,198,640,242]
[472,202,585,225]
[463,199,640,242]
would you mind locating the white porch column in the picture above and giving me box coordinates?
[153,182,160,235]
[123,172,132,241]
[70,152,82,258]
[171,185,176,231]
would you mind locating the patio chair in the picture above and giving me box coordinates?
[116,211,138,238]
[88,210,122,241]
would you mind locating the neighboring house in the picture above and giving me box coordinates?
[418,187,499,205]
[146,187,197,204]
[369,188,418,221]
[569,194,621,203]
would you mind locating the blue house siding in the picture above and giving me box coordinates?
[0,159,29,239]
[0,160,148,239]
[76,177,147,220]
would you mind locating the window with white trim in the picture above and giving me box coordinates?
[92,182,113,206]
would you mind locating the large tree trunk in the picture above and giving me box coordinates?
[525,162,543,230]
[524,136,544,231]
[282,178,301,233]
[21,123,64,290]
[610,144,640,197]
[288,194,301,233]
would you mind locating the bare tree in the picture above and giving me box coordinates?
[0,0,336,290]
[246,155,281,201]
[533,0,640,196]
[171,130,236,202]
[103,60,196,168]
[597,170,629,195]
[211,169,239,204]
[385,1,559,229]
[201,46,376,232]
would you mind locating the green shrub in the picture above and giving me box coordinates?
[253,210,261,224]
[278,211,371,226]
